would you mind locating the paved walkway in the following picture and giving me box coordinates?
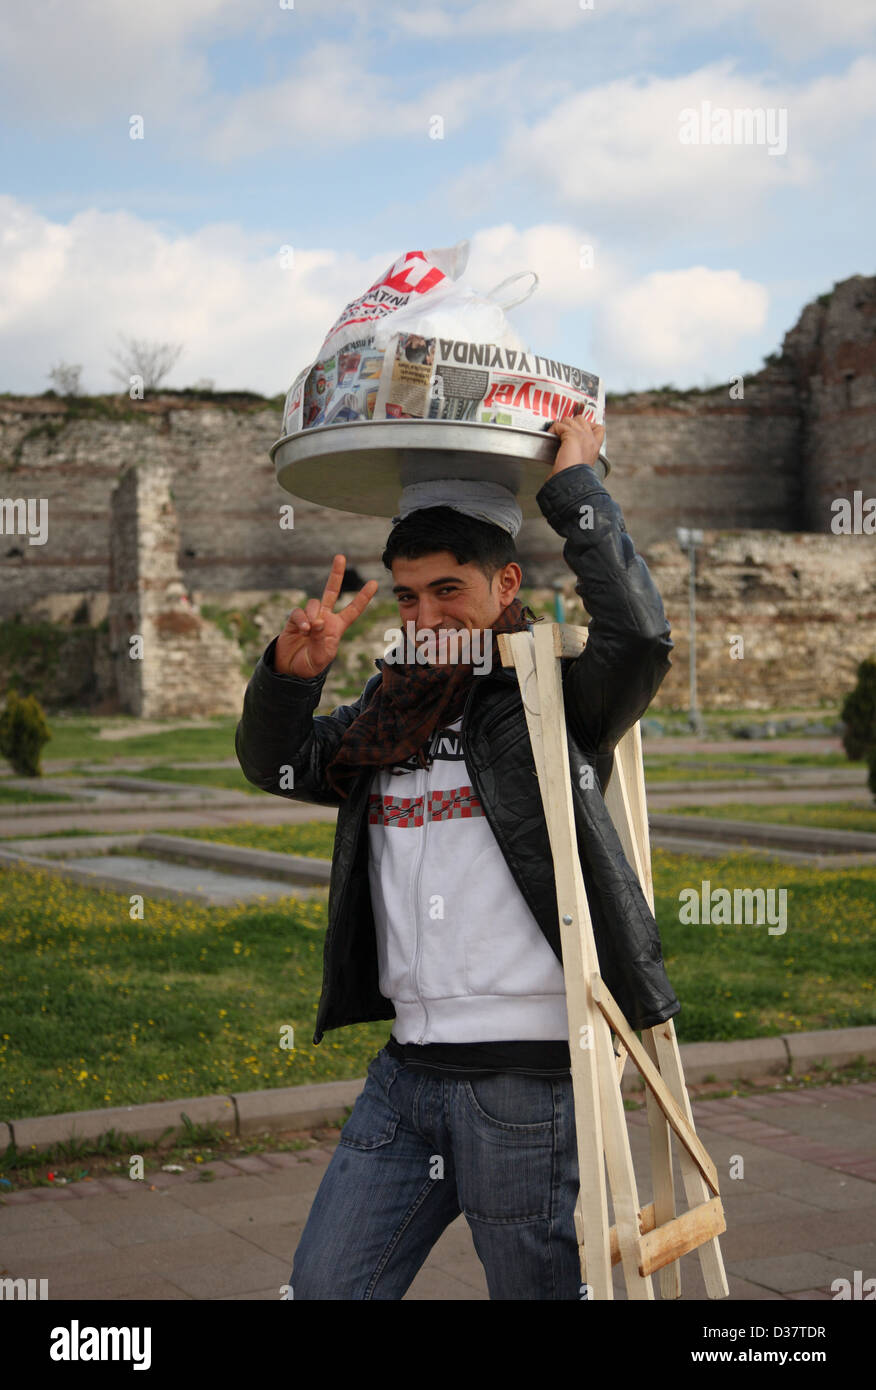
[2,1083,874,1301]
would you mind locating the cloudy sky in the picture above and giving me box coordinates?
[1,0,874,397]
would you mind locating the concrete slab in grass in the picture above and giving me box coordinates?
[677,1036,789,1084]
[234,1080,366,1135]
[10,1094,236,1153]
[784,1026,876,1072]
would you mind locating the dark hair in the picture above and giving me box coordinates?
[381,505,517,587]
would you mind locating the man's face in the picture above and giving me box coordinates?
[390,551,522,643]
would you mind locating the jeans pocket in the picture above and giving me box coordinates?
[463,1073,555,1132]
[338,1074,401,1151]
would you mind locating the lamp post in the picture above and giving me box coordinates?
[676,527,704,735]
[553,580,566,624]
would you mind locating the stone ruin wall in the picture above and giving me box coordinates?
[1,274,874,712]
[108,462,245,718]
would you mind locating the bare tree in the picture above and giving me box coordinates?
[110,334,184,392]
[47,361,83,395]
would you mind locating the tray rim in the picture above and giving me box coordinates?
[269,417,611,477]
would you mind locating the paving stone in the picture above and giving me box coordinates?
[774,1175,876,1210]
[769,1091,820,1106]
[12,1228,250,1289]
[728,1250,855,1293]
[1,1224,116,1263]
[157,1174,275,1207]
[832,1160,876,1180]
[722,1210,874,1262]
[227,1155,274,1175]
[722,1096,778,1111]
[260,1152,306,1169]
[218,1287,282,1300]
[85,1202,219,1247]
[295,1148,333,1166]
[32,1186,78,1201]
[404,1264,489,1300]
[163,1251,290,1299]
[0,1204,79,1234]
[42,1276,193,1301]
[55,1191,163,1225]
[187,1160,240,1179]
[235,1221,304,1259]
[720,1191,825,1224]
[0,1190,39,1205]
[725,1274,788,1300]
[201,1193,315,1231]
[426,1251,490,1295]
[99,1177,146,1195]
[785,1287,834,1300]
[820,1241,876,1267]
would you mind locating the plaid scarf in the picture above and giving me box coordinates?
[325,598,541,800]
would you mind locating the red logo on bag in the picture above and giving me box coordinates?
[379,252,445,297]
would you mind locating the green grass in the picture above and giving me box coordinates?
[170,822,337,857]
[38,715,241,765]
[652,847,875,1043]
[0,784,72,804]
[1,835,873,1120]
[120,765,260,795]
[643,752,864,783]
[668,801,876,833]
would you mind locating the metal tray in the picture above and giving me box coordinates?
[270,419,610,520]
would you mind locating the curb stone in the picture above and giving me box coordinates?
[4,1026,876,1154]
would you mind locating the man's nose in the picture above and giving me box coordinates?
[414,597,444,628]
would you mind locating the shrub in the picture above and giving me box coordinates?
[0,689,52,776]
[840,656,876,762]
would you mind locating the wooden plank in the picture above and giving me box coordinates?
[648,1022,730,1299]
[604,705,729,1298]
[531,623,653,1300]
[590,973,720,1195]
[643,1026,681,1299]
[638,1198,726,1278]
[610,1203,655,1265]
[500,629,614,1299]
[605,737,680,1294]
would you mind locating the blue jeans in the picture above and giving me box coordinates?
[289,1046,582,1300]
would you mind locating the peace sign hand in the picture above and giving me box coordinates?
[273,555,379,679]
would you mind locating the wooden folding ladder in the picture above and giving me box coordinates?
[496,621,729,1300]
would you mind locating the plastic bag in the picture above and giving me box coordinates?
[372,270,537,354]
[295,242,469,432]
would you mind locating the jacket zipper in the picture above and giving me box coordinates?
[410,757,430,1043]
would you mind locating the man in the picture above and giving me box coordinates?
[235,413,679,1299]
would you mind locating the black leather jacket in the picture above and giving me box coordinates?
[235,463,680,1043]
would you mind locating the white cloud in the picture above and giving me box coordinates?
[0,198,774,396]
[460,56,876,235]
[0,0,241,125]
[200,44,517,161]
[0,196,394,394]
[595,266,768,377]
[384,0,876,57]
